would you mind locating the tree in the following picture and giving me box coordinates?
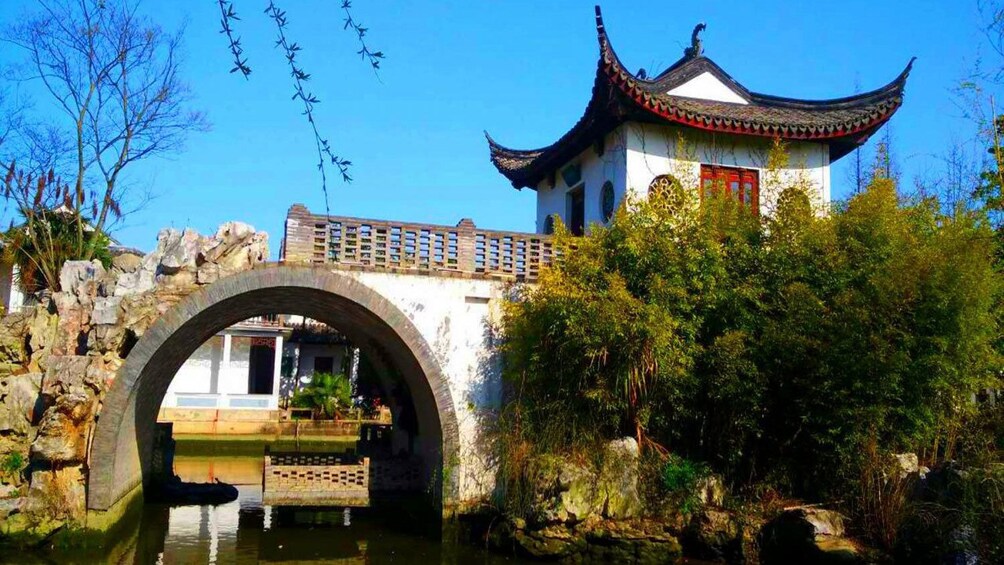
[2,0,207,262]
[217,0,385,212]
[498,141,1001,511]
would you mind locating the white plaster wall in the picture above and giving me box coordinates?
[623,122,831,211]
[161,337,223,407]
[225,336,252,395]
[666,72,749,104]
[535,127,628,234]
[0,262,27,313]
[345,270,506,502]
[295,343,349,380]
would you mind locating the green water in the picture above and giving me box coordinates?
[3,443,532,564]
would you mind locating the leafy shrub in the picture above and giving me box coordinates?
[660,454,709,515]
[497,139,1002,515]
[0,451,26,485]
[290,371,352,419]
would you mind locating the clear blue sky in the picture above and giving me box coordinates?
[0,1,993,256]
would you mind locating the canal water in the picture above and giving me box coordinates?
[9,448,533,564]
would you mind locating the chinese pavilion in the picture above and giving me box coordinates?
[487,6,913,235]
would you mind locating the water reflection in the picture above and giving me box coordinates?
[12,452,527,565]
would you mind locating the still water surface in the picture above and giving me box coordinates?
[13,453,531,564]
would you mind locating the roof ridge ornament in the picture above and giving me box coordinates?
[684,22,707,58]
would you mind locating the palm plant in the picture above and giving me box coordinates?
[290,371,352,420]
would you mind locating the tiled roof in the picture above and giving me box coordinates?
[488,6,913,190]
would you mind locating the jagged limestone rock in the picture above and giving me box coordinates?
[684,509,743,562]
[0,373,42,436]
[90,296,122,326]
[760,507,860,565]
[534,437,643,526]
[30,388,98,464]
[157,228,202,275]
[598,437,642,519]
[25,465,86,523]
[111,252,142,273]
[0,221,270,529]
[25,302,58,373]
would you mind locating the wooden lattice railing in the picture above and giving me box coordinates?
[283,205,556,281]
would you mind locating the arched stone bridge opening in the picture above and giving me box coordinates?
[87,266,461,514]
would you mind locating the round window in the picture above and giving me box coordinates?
[543,214,556,235]
[600,181,615,222]
[648,174,681,198]
[647,174,687,213]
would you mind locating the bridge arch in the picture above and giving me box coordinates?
[87,266,459,512]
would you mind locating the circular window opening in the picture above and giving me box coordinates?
[600,181,615,222]
[648,174,681,199]
[543,214,556,235]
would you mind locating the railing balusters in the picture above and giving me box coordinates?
[285,207,555,281]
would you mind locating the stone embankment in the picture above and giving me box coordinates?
[0,223,267,539]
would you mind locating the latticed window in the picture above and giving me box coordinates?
[648,174,682,199]
[700,165,759,213]
[600,181,616,222]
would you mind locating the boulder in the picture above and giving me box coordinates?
[58,260,106,301]
[41,356,99,404]
[581,519,683,564]
[533,438,643,526]
[26,465,86,522]
[157,228,202,275]
[0,496,23,521]
[30,389,98,464]
[90,296,122,326]
[514,524,587,559]
[25,302,58,372]
[111,252,143,273]
[52,260,106,355]
[598,437,642,519]
[694,474,727,507]
[201,222,269,275]
[684,509,742,562]
[0,373,43,435]
[0,323,24,375]
[760,507,861,565]
[113,267,156,297]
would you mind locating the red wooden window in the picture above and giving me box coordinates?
[700,165,759,213]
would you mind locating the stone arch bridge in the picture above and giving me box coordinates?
[12,213,555,524]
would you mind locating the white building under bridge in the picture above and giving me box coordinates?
[159,315,355,413]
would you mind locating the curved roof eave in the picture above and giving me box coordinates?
[486,5,913,189]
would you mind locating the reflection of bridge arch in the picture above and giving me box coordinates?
[87,266,459,513]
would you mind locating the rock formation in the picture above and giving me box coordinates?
[0,222,268,532]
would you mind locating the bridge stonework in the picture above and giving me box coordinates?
[0,220,540,530]
[88,265,506,515]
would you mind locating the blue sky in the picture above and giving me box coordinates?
[0,1,993,256]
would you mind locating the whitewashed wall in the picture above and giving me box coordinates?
[295,343,349,380]
[534,127,627,233]
[346,270,506,502]
[164,337,223,396]
[161,331,283,409]
[534,122,832,231]
[624,122,831,212]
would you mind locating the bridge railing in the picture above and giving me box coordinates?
[283,205,556,281]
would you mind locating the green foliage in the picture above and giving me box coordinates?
[660,454,708,515]
[290,372,352,420]
[1,206,113,293]
[1,451,26,484]
[498,140,1003,518]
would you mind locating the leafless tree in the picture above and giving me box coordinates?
[2,0,207,260]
